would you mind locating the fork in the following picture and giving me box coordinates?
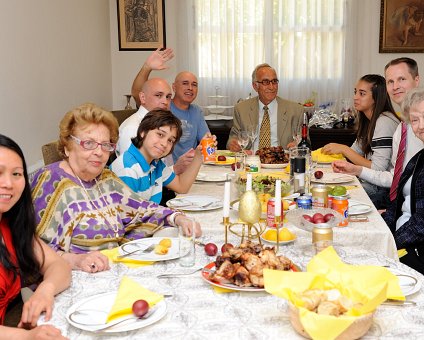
[117,244,155,259]
[173,201,216,209]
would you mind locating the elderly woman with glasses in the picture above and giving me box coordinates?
[31,103,201,273]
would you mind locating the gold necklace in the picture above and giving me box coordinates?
[67,163,121,238]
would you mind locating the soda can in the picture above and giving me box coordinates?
[312,185,328,208]
[332,195,349,227]
[296,195,312,209]
[312,226,333,253]
[327,195,334,209]
[267,198,284,227]
[201,137,216,162]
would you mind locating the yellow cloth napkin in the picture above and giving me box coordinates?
[106,276,163,323]
[101,247,154,268]
[311,148,345,163]
[264,246,404,340]
[212,286,235,293]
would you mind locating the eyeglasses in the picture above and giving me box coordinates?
[256,79,279,86]
[70,135,116,152]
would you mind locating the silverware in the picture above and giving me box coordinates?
[156,267,211,278]
[117,244,155,259]
[382,299,416,306]
[172,201,217,209]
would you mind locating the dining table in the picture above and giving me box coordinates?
[43,162,424,339]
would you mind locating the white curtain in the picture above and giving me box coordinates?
[176,0,355,110]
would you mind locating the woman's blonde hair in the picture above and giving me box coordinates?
[58,103,119,159]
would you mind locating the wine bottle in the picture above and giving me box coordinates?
[297,112,311,149]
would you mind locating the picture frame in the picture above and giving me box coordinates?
[117,0,166,51]
[379,0,424,53]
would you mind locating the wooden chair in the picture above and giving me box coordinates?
[111,109,137,126]
[41,141,62,165]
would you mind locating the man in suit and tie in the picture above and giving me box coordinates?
[227,63,303,152]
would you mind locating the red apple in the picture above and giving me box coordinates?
[314,170,323,179]
[132,300,149,317]
[217,155,226,161]
[204,243,218,256]
[324,213,334,222]
[221,243,234,253]
[302,214,313,222]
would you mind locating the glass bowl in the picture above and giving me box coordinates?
[235,173,291,197]
[285,208,343,232]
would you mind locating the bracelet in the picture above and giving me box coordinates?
[168,212,184,227]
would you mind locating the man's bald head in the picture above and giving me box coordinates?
[172,71,198,108]
[139,78,172,111]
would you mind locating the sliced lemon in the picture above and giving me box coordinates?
[278,228,295,241]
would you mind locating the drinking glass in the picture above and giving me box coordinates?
[291,121,302,145]
[247,127,258,151]
[179,218,196,267]
[238,131,249,152]
[232,152,245,172]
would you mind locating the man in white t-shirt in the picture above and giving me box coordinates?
[332,58,422,208]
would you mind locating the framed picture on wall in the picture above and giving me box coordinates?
[117,0,166,51]
[379,0,424,53]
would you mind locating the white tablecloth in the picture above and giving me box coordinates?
[46,165,424,339]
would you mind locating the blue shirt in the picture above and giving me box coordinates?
[110,144,175,204]
[170,102,209,162]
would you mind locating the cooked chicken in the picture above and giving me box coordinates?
[233,265,252,287]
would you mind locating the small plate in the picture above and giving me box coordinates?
[260,226,297,245]
[311,173,355,184]
[196,172,227,182]
[389,268,421,297]
[261,163,289,169]
[118,237,180,262]
[66,292,166,333]
[348,200,372,215]
[167,195,223,211]
[204,156,235,166]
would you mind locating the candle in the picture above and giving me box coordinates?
[246,173,252,191]
[223,180,230,217]
[275,179,281,217]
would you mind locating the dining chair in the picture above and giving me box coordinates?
[111,108,137,126]
[41,140,62,165]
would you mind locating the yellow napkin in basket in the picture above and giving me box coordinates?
[264,246,404,340]
[311,148,345,163]
[101,247,153,268]
[106,276,163,323]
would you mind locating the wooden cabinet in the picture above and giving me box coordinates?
[309,125,357,151]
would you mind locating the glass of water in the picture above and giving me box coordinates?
[179,218,196,267]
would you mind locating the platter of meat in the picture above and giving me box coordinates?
[255,146,289,168]
[201,241,299,292]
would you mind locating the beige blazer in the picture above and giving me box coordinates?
[227,96,304,149]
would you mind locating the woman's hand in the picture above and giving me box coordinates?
[175,215,202,237]
[332,160,362,176]
[20,325,68,340]
[70,251,110,273]
[322,143,347,155]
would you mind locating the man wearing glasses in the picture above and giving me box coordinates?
[227,63,303,152]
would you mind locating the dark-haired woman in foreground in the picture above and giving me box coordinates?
[324,74,400,208]
[0,134,70,339]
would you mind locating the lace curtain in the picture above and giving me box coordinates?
[176,0,355,110]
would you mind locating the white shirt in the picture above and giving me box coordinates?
[360,123,424,187]
[116,106,148,156]
[396,176,412,231]
[253,99,278,151]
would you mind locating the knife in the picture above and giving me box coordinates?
[382,299,416,306]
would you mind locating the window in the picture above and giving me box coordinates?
[182,0,349,106]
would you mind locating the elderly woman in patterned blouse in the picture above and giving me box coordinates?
[31,103,201,273]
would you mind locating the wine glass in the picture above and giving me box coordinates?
[291,121,302,145]
[238,131,249,153]
[247,127,258,151]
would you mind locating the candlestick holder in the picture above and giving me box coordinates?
[223,216,264,245]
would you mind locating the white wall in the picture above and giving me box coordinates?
[0,1,112,169]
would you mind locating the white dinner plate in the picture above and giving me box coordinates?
[118,237,180,262]
[167,195,223,211]
[389,268,422,297]
[261,163,288,169]
[196,172,228,182]
[348,200,372,215]
[311,173,355,184]
[203,156,235,166]
[66,291,166,333]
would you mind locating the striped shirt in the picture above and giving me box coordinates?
[110,144,175,203]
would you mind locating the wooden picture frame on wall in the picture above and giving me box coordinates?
[379,0,424,53]
[117,0,166,51]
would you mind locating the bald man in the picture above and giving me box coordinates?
[117,77,172,156]
[131,49,211,163]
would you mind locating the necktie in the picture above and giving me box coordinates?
[389,122,407,201]
[259,105,271,149]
